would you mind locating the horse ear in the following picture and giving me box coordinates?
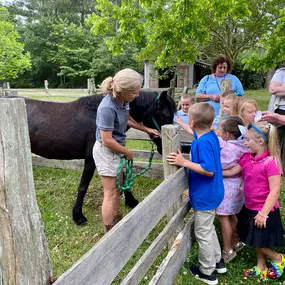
[160,88,173,100]
[167,88,174,98]
[159,90,168,101]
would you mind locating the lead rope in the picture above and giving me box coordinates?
[116,141,155,192]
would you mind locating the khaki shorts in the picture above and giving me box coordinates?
[93,140,121,177]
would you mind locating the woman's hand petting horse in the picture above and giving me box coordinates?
[145,127,160,137]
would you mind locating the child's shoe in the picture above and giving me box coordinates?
[267,254,285,279]
[223,249,237,263]
[190,265,218,285]
[215,258,227,274]
[233,241,245,253]
[243,266,268,279]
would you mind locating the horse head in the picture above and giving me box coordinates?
[130,89,176,154]
[149,89,177,154]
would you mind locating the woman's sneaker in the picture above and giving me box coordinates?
[267,254,285,279]
[222,249,237,263]
[215,258,227,274]
[189,265,218,285]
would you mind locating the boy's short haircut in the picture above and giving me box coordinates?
[180,93,194,102]
[189,103,214,129]
[221,89,235,98]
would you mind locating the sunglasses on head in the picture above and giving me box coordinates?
[247,123,266,140]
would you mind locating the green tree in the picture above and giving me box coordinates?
[200,0,281,67]
[7,0,142,87]
[243,6,285,70]
[0,6,31,80]
[87,0,250,68]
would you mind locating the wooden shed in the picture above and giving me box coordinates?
[143,60,211,89]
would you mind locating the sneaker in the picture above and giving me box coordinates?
[243,266,268,279]
[233,241,245,253]
[222,249,237,263]
[267,254,285,279]
[216,258,227,274]
[189,265,218,285]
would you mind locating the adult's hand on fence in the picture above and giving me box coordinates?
[166,150,185,166]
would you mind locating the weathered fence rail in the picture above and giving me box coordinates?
[11,87,195,100]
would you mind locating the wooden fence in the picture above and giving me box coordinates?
[7,87,195,103]
[32,128,194,179]
[0,98,195,285]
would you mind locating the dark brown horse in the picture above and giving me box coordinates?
[12,90,176,225]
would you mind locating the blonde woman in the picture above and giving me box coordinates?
[93,68,159,233]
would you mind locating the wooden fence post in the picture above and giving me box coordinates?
[162,125,184,245]
[0,98,52,284]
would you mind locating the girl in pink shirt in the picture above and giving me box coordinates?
[223,121,284,280]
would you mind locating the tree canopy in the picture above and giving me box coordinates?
[0,6,31,80]
[87,0,251,67]
[4,0,285,87]
[243,6,285,70]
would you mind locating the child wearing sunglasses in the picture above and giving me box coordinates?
[223,121,284,280]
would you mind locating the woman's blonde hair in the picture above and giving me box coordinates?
[232,97,258,118]
[100,68,143,97]
[248,121,281,168]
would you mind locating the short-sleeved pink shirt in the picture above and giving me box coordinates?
[239,151,282,211]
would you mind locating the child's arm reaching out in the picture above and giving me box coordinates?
[167,150,214,177]
[222,165,242,177]
[254,175,281,229]
[175,116,194,135]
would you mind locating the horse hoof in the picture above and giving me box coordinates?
[125,198,139,209]
[73,213,87,226]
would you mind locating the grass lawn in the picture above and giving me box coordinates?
[32,89,285,284]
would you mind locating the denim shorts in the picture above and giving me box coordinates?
[93,140,121,177]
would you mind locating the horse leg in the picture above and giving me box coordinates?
[124,191,139,208]
[72,158,95,225]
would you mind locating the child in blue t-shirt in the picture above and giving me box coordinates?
[173,94,194,153]
[167,102,225,285]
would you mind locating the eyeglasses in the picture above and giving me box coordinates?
[247,123,266,140]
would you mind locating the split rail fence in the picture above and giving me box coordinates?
[0,98,195,285]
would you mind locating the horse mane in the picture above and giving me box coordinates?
[130,91,159,121]
[76,94,104,110]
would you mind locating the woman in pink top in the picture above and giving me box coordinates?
[223,121,284,280]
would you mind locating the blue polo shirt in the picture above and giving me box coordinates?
[195,74,244,117]
[173,110,191,148]
[173,110,189,124]
[188,131,224,210]
[96,94,129,146]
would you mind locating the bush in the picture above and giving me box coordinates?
[232,63,266,90]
